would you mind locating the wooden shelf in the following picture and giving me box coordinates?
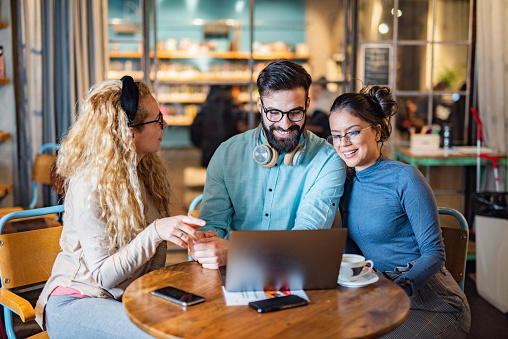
[109,51,144,58]
[252,52,310,60]
[106,70,254,85]
[156,78,252,84]
[109,50,309,60]
[0,131,11,141]
[0,79,10,85]
[158,94,206,104]
[163,116,193,126]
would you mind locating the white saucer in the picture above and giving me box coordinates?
[337,272,379,288]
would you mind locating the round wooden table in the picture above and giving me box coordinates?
[123,261,410,339]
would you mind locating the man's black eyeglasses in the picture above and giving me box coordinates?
[131,112,164,129]
[260,98,306,122]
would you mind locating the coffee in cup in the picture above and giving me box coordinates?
[339,254,374,282]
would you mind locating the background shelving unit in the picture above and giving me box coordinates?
[106,0,345,147]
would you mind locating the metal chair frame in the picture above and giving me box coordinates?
[0,205,64,339]
[438,207,469,291]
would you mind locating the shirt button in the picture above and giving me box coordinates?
[265,213,269,217]
[332,203,336,206]
[269,189,273,192]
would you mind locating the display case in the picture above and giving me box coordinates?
[106,0,345,132]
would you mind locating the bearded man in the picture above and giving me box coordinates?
[190,59,346,269]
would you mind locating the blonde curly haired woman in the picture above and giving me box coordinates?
[35,76,205,338]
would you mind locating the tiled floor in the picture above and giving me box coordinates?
[6,147,508,338]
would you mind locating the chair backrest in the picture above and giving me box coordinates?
[189,194,203,212]
[29,143,61,209]
[438,207,469,291]
[0,226,62,289]
[188,209,200,218]
[0,205,64,289]
[188,194,203,217]
[0,206,63,339]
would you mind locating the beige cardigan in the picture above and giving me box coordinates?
[35,175,167,329]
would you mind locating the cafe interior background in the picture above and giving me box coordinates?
[0,0,507,336]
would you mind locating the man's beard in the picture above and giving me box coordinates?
[261,119,306,154]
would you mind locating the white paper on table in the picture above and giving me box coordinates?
[221,286,309,306]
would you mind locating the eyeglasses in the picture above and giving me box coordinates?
[260,98,306,122]
[131,112,164,129]
[327,126,373,145]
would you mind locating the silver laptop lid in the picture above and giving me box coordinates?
[224,229,347,292]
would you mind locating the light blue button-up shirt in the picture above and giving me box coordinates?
[199,128,346,239]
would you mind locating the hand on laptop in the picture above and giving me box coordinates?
[189,232,228,269]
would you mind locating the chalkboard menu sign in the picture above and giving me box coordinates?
[362,45,391,86]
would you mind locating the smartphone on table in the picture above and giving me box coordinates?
[248,295,308,313]
[151,286,205,307]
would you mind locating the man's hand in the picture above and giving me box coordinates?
[189,232,228,269]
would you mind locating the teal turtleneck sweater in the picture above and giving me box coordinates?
[340,156,445,295]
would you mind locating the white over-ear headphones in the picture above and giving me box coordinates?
[252,124,308,168]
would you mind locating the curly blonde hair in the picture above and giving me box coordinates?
[57,79,172,250]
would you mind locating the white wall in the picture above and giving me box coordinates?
[305,0,345,82]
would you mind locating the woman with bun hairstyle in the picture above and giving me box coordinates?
[328,85,470,338]
[35,76,205,338]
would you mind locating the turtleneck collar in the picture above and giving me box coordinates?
[353,155,387,181]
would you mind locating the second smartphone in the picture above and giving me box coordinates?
[248,295,308,313]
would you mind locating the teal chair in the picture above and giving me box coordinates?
[0,143,61,219]
[188,194,203,217]
[187,194,203,261]
[0,205,64,339]
[438,207,469,291]
[28,143,61,209]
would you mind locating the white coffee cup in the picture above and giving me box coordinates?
[339,254,374,282]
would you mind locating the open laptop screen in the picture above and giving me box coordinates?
[221,228,347,292]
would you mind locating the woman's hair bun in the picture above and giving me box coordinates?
[360,85,398,119]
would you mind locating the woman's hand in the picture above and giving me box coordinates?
[154,216,205,248]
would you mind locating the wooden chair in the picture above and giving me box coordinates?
[188,194,203,218]
[0,143,61,221]
[0,205,64,339]
[187,194,203,261]
[438,207,469,291]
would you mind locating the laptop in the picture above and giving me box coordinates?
[219,228,347,292]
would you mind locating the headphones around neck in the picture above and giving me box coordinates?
[253,125,308,168]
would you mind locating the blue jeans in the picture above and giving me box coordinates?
[45,294,156,339]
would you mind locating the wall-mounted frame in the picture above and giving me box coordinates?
[360,44,392,86]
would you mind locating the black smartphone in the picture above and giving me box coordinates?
[248,295,308,313]
[151,286,205,307]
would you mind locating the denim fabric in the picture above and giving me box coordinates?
[45,295,156,339]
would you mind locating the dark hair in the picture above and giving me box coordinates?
[330,85,398,146]
[257,59,312,98]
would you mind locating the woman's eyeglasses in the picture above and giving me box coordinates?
[260,98,306,122]
[131,112,164,129]
[327,126,373,145]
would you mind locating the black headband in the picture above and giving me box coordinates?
[120,75,139,126]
